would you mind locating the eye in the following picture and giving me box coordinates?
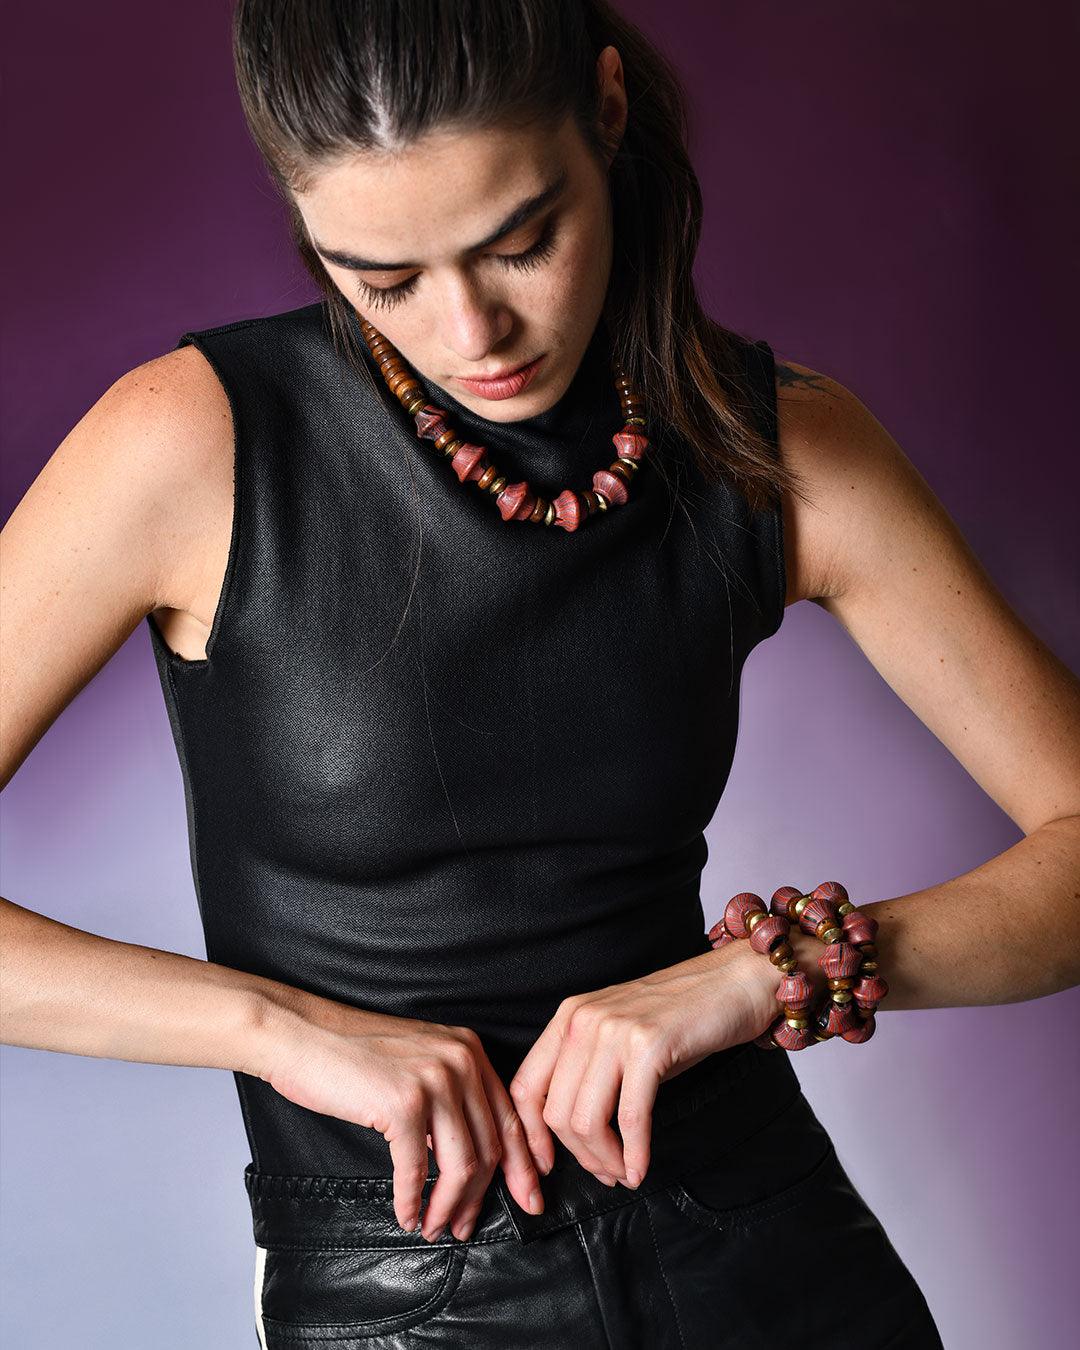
[496,217,558,273]
[355,273,419,312]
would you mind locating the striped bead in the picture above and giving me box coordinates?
[816,1000,861,1037]
[451,444,486,483]
[592,469,628,506]
[842,911,878,944]
[840,1014,876,1043]
[496,481,537,522]
[553,490,586,532]
[818,942,863,980]
[811,881,849,908]
[770,886,803,919]
[776,971,815,1011]
[414,406,449,440]
[724,892,767,939]
[771,1020,815,1052]
[853,973,889,1008]
[612,427,648,460]
[798,897,842,939]
[710,929,736,949]
[748,914,791,955]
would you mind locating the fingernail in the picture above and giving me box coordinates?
[625,1169,641,1188]
[456,1219,475,1241]
[536,1157,552,1176]
[528,1188,544,1215]
[597,1173,617,1187]
[426,1226,445,1242]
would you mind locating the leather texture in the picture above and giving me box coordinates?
[146,301,787,1178]
[247,1070,945,1348]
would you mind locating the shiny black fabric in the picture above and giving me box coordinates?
[146,300,786,1178]
[246,1052,944,1348]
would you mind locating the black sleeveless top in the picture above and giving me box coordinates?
[146,301,785,1177]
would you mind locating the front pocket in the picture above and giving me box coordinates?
[257,1242,468,1343]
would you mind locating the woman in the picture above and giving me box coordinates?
[3,1,1077,1346]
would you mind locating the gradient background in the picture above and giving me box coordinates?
[2,1,1078,1345]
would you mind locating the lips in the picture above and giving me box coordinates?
[454,355,544,401]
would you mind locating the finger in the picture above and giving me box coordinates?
[613,1052,662,1188]
[551,1041,627,1181]
[508,1024,564,1176]
[543,1020,621,1181]
[385,1126,433,1234]
[480,1061,546,1219]
[421,1093,485,1242]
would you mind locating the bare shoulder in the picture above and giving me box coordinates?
[771,357,943,608]
[0,344,233,787]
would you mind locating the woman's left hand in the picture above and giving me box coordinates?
[508,940,795,1189]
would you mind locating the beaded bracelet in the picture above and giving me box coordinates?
[707,882,889,1051]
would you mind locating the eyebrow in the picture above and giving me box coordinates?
[311,169,568,272]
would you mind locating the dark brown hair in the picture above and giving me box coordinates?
[232,0,799,514]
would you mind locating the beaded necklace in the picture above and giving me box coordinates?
[357,314,649,532]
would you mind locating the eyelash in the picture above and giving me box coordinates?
[356,218,559,312]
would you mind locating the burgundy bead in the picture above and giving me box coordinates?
[817,1000,861,1036]
[798,896,840,936]
[414,406,449,440]
[818,942,863,979]
[811,881,849,907]
[710,930,736,949]
[612,427,648,460]
[748,914,791,955]
[776,971,815,1010]
[842,911,878,944]
[553,490,586,532]
[496,481,536,522]
[853,973,889,1008]
[592,469,628,506]
[840,1014,876,1044]
[451,444,486,483]
[771,886,803,919]
[772,1020,815,1052]
[724,892,767,939]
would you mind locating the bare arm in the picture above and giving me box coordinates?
[770,361,1080,1009]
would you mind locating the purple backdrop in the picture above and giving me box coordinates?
[3,2,1078,1345]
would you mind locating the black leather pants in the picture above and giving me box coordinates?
[246,1049,944,1348]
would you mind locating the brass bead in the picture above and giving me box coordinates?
[405,395,426,415]
[830,990,853,1004]
[745,910,767,933]
[817,923,843,944]
[860,960,879,972]
[785,1016,809,1030]
[542,502,556,526]
[624,416,647,427]
[593,492,609,511]
[838,902,856,916]
[441,438,463,458]
[778,956,798,972]
[477,465,498,491]
[616,455,640,473]
[486,475,508,496]
[791,895,811,919]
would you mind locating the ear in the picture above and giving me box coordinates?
[595,45,628,161]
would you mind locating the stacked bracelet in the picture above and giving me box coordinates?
[707,882,889,1051]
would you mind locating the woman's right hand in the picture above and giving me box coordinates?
[256,989,546,1243]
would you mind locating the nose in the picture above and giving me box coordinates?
[438,272,513,364]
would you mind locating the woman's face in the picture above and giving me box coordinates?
[292,57,626,422]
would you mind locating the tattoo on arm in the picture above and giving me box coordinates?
[775,362,838,396]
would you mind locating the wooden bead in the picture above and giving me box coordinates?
[582,490,603,515]
[593,469,628,506]
[434,428,459,452]
[606,460,635,489]
[724,892,767,939]
[748,917,789,955]
[451,444,486,483]
[827,978,856,993]
[770,887,803,919]
[553,490,586,533]
[768,941,795,967]
[477,465,498,491]
[529,496,549,523]
[818,942,863,980]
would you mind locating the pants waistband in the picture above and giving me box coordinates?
[245,1045,800,1246]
